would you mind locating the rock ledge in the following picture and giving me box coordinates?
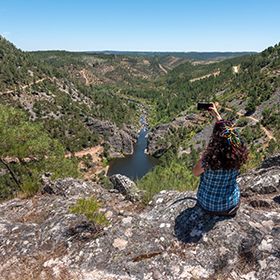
[0,157,279,279]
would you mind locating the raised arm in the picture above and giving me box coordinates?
[209,102,222,121]
[192,102,221,177]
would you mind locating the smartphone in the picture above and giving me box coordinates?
[197,102,212,110]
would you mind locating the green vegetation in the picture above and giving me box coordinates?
[261,105,280,130]
[149,56,245,123]
[76,83,139,126]
[97,172,113,189]
[88,50,255,60]
[134,43,280,126]
[69,197,109,226]
[0,36,279,202]
[0,36,56,91]
[240,123,264,143]
[236,117,248,127]
[0,104,79,199]
[240,145,265,172]
[138,159,199,204]
[266,138,280,156]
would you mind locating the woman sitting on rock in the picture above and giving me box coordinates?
[192,103,248,216]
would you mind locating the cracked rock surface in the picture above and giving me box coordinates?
[0,156,279,280]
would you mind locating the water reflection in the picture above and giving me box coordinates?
[107,114,158,180]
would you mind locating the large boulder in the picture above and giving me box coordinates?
[0,157,279,279]
[109,174,143,202]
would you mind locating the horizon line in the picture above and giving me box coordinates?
[28,49,258,53]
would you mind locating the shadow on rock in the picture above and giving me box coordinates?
[273,195,280,204]
[65,221,102,241]
[174,204,231,243]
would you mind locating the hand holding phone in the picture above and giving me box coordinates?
[197,102,212,110]
[197,102,222,121]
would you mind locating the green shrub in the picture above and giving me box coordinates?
[240,145,264,172]
[98,173,113,189]
[265,139,280,156]
[261,106,280,130]
[236,117,248,127]
[240,124,264,143]
[102,157,109,167]
[69,197,109,226]
[245,98,256,113]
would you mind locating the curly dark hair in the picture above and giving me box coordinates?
[202,120,248,170]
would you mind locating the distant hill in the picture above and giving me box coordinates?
[89,50,256,60]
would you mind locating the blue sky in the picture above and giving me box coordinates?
[1,0,280,52]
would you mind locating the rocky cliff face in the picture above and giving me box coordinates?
[87,117,138,158]
[146,114,205,157]
[0,156,279,280]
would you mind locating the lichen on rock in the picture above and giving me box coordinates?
[0,156,279,279]
[109,174,143,202]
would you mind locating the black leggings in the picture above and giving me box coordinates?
[201,201,240,217]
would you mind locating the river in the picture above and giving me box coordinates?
[107,114,158,180]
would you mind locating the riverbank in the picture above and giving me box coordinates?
[107,125,158,180]
[105,95,159,180]
[65,145,108,180]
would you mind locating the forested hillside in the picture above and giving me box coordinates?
[0,36,147,198]
[0,36,141,150]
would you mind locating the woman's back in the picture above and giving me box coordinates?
[197,168,240,212]
[192,105,248,215]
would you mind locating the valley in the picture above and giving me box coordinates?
[0,35,279,201]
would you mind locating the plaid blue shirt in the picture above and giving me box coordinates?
[197,168,240,212]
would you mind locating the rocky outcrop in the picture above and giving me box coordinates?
[87,117,138,158]
[146,114,204,157]
[260,153,280,169]
[109,174,143,202]
[0,157,280,279]
[146,123,171,157]
[251,88,280,120]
